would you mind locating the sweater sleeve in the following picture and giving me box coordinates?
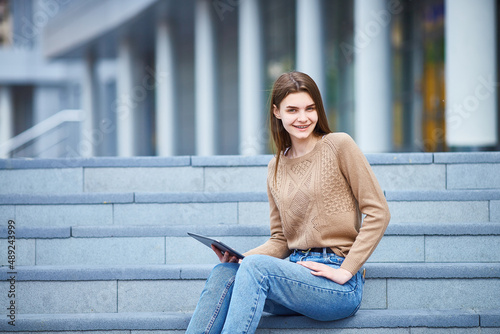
[333,133,391,275]
[243,163,291,259]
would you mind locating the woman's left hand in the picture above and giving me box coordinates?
[297,261,353,285]
[211,244,241,263]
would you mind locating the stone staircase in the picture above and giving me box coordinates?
[0,152,499,333]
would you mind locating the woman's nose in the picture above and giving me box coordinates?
[297,110,307,121]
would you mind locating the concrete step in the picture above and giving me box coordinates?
[1,152,500,195]
[1,263,499,315]
[2,223,500,266]
[1,153,498,333]
[1,309,499,332]
[387,189,500,223]
[2,190,500,229]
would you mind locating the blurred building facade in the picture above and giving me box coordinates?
[0,0,498,158]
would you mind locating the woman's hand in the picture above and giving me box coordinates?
[297,261,353,285]
[211,244,240,263]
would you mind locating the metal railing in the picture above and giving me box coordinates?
[0,109,84,158]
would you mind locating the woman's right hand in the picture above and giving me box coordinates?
[211,244,240,263]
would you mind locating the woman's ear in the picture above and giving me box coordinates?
[273,105,280,119]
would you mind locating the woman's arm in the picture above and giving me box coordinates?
[334,133,391,275]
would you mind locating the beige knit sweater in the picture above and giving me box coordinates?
[244,132,391,275]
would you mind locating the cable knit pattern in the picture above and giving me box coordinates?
[321,144,357,215]
[244,132,391,275]
[268,159,282,208]
[290,159,312,177]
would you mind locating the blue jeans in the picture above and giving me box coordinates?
[186,250,364,334]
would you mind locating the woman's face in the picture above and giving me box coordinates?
[273,92,318,143]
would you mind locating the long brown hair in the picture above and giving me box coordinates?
[269,71,331,182]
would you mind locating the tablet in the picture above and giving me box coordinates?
[187,232,245,259]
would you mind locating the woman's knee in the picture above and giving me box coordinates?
[240,254,265,267]
[239,254,278,274]
[203,262,239,291]
[210,262,239,279]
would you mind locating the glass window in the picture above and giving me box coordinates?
[392,0,445,152]
[262,0,296,87]
[324,0,355,135]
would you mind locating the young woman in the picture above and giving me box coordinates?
[186,71,390,334]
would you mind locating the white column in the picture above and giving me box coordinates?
[354,0,392,153]
[0,86,14,158]
[116,37,135,157]
[81,51,97,157]
[239,0,264,155]
[296,0,325,96]
[445,0,497,148]
[195,0,217,156]
[155,20,176,156]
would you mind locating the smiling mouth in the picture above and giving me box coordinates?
[294,124,311,129]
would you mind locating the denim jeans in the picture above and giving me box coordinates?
[186,250,364,334]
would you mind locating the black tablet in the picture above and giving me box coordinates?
[187,232,245,259]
